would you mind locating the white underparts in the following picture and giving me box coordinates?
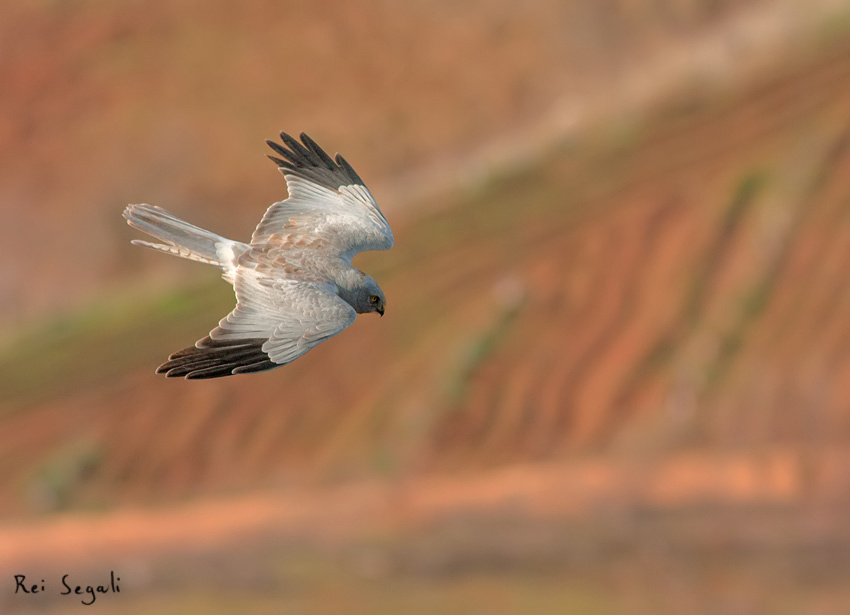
[216,240,239,284]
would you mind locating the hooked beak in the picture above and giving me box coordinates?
[377,305,384,317]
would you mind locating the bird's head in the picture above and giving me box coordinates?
[337,270,386,316]
[356,276,386,316]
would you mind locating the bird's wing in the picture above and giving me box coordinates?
[251,132,393,262]
[157,269,356,379]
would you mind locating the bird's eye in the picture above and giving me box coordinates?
[370,295,379,303]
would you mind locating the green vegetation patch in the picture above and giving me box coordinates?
[0,276,233,408]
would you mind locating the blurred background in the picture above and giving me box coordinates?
[2,0,850,612]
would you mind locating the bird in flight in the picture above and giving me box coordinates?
[124,132,393,379]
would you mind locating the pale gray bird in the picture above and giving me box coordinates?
[123,132,393,379]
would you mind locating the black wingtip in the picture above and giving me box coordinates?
[334,153,364,185]
[298,132,317,149]
[267,139,293,160]
[300,132,337,169]
[266,154,288,167]
[156,337,275,379]
[264,131,365,189]
[280,131,312,158]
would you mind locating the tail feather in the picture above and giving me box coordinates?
[123,204,247,277]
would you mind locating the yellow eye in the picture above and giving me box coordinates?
[370,295,379,303]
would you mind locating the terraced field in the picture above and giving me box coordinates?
[438,45,850,465]
[1,36,849,522]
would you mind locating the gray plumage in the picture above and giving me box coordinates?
[123,132,393,379]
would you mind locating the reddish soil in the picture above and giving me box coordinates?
[1,33,849,517]
[2,7,850,610]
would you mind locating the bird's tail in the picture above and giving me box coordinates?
[123,204,247,278]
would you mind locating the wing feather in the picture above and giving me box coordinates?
[212,273,356,366]
[158,272,355,378]
[253,132,393,261]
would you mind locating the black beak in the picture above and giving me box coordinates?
[377,306,384,317]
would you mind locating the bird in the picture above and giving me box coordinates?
[123,132,393,379]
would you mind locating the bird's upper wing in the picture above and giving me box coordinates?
[157,269,356,378]
[252,132,393,262]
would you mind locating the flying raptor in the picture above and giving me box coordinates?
[124,132,393,379]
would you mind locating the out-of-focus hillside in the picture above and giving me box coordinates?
[3,36,850,607]
[3,1,850,613]
[2,21,850,514]
[0,0,844,324]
